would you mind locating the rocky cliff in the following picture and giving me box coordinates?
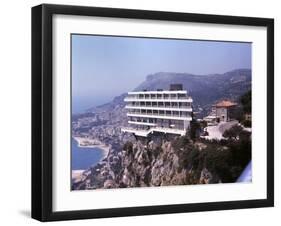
[72,135,224,190]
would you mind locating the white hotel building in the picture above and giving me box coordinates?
[121,84,193,137]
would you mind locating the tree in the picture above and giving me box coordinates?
[189,119,201,141]
[240,90,251,114]
[223,125,244,141]
[239,91,252,127]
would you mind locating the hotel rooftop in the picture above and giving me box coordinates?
[121,84,193,137]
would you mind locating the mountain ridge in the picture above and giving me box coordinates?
[87,68,251,115]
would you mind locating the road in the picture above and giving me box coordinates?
[204,120,238,140]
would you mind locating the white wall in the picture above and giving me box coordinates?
[0,0,279,225]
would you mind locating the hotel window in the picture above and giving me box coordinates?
[171,94,177,99]
[165,102,171,107]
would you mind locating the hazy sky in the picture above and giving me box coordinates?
[72,34,251,112]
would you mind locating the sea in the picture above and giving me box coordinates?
[71,138,104,171]
[71,97,105,171]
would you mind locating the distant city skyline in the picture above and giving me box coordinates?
[72,34,251,113]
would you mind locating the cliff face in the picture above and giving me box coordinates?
[72,137,221,190]
[118,140,186,187]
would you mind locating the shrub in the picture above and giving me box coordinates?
[123,141,133,154]
[240,90,252,114]
[242,119,252,128]
[189,120,201,141]
[222,125,244,141]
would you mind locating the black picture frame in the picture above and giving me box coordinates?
[32,3,274,222]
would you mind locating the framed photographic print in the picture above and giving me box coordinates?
[32,4,274,221]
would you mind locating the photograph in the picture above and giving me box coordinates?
[71,34,252,190]
[30,2,274,221]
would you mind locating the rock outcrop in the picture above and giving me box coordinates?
[72,136,222,190]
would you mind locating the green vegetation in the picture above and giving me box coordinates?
[242,119,251,127]
[240,90,251,113]
[240,90,252,127]
[222,124,244,141]
[227,90,252,126]
[189,119,201,141]
[172,123,251,183]
[170,90,252,183]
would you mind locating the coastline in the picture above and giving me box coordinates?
[73,136,110,158]
[72,136,110,182]
[72,169,92,183]
[72,170,85,183]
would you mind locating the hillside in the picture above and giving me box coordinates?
[72,129,251,190]
[134,69,251,112]
[87,69,251,116]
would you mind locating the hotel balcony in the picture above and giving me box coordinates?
[124,91,192,102]
[121,126,186,137]
[128,121,157,126]
[124,96,193,102]
[125,104,192,112]
[126,112,192,121]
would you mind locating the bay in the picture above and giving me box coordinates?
[71,138,104,170]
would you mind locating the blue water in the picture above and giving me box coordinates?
[72,96,114,114]
[72,97,96,114]
[71,138,104,170]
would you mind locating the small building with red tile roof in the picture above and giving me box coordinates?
[203,100,238,125]
[213,100,237,122]
[214,100,238,108]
